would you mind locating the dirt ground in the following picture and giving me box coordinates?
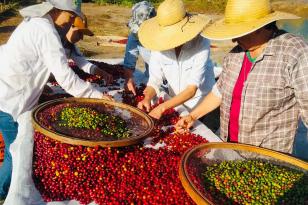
[0,2,307,204]
[1,1,307,65]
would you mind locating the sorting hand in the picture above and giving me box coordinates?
[175,115,195,133]
[125,78,137,96]
[137,99,151,112]
[148,105,165,119]
[124,69,137,96]
[93,67,113,85]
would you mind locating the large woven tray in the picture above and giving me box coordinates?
[32,98,154,147]
[179,142,308,205]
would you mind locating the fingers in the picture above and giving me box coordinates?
[129,84,137,96]
[137,100,151,112]
[144,102,151,112]
[175,115,195,133]
[125,78,136,96]
[94,68,113,85]
[137,102,143,110]
[175,118,185,128]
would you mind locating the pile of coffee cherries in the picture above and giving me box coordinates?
[58,107,130,139]
[33,99,208,205]
[200,160,308,205]
[34,67,210,204]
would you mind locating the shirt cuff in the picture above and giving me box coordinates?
[89,64,97,75]
[89,89,103,99]
[186,80,201,89]
[212,83,222,98]
[123,65,135,71]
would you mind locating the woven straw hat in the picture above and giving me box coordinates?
[202,0,300,40]
[138,0,211,51]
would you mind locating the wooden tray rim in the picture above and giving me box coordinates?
[179,142,308,205]
[32,97,154,147]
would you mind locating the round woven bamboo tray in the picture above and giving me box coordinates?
[179,142,308,205]
[32,98,154,147]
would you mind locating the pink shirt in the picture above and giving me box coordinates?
[229,53,255,142]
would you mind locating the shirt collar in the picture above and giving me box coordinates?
[43,14,55,27]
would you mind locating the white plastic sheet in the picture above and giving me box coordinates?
[4,111,45,205]
[4,58,221,205]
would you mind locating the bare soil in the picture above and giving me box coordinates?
[1,1,307,65]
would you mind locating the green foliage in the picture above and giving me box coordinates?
[93,0,160,7]
[0,0,37,14]
[92,0,227,13]
[0,0,37,5]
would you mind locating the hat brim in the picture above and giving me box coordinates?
[138,14,211,51]
[19,2,54,18]
[202,11,300,41]
[79,28,94,36]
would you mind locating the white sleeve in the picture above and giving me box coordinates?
[71,46,96,74]
[147,52,164,95]
[39,31,102,99]
[187,38,213,88]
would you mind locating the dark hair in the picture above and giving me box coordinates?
[264,21,278,31]
[149,9,156,18]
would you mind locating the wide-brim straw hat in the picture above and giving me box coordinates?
[202,0,300,40]
[138,0,211,51]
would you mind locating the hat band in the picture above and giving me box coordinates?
[180,13,196,32]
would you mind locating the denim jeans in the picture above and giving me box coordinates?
[293,119,308,161]
[0,111,18,197]
[123,33,150,77]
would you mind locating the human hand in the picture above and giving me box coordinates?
[175,115,195,133]
[125,77,137,96]
[93,67,113,85]
[149,105,165,120]
[123,69,137,95]
[137,99,151,112]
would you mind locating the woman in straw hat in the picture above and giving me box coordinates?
[137,0,216,122]
[0,0,112,203]
[176,0,308,154]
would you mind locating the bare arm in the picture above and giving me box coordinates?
[176,91,221,132]
[137,86,157,112]
[149,85,197,119]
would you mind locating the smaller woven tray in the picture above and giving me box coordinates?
[179,143,308,205]
[32,98,154,147]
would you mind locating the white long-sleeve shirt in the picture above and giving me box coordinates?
[66,45,97,74]
[0,15,102,121]
[147,35,215,110]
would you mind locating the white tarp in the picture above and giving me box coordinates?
[4,111,45,205]
[4,59,221,205]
